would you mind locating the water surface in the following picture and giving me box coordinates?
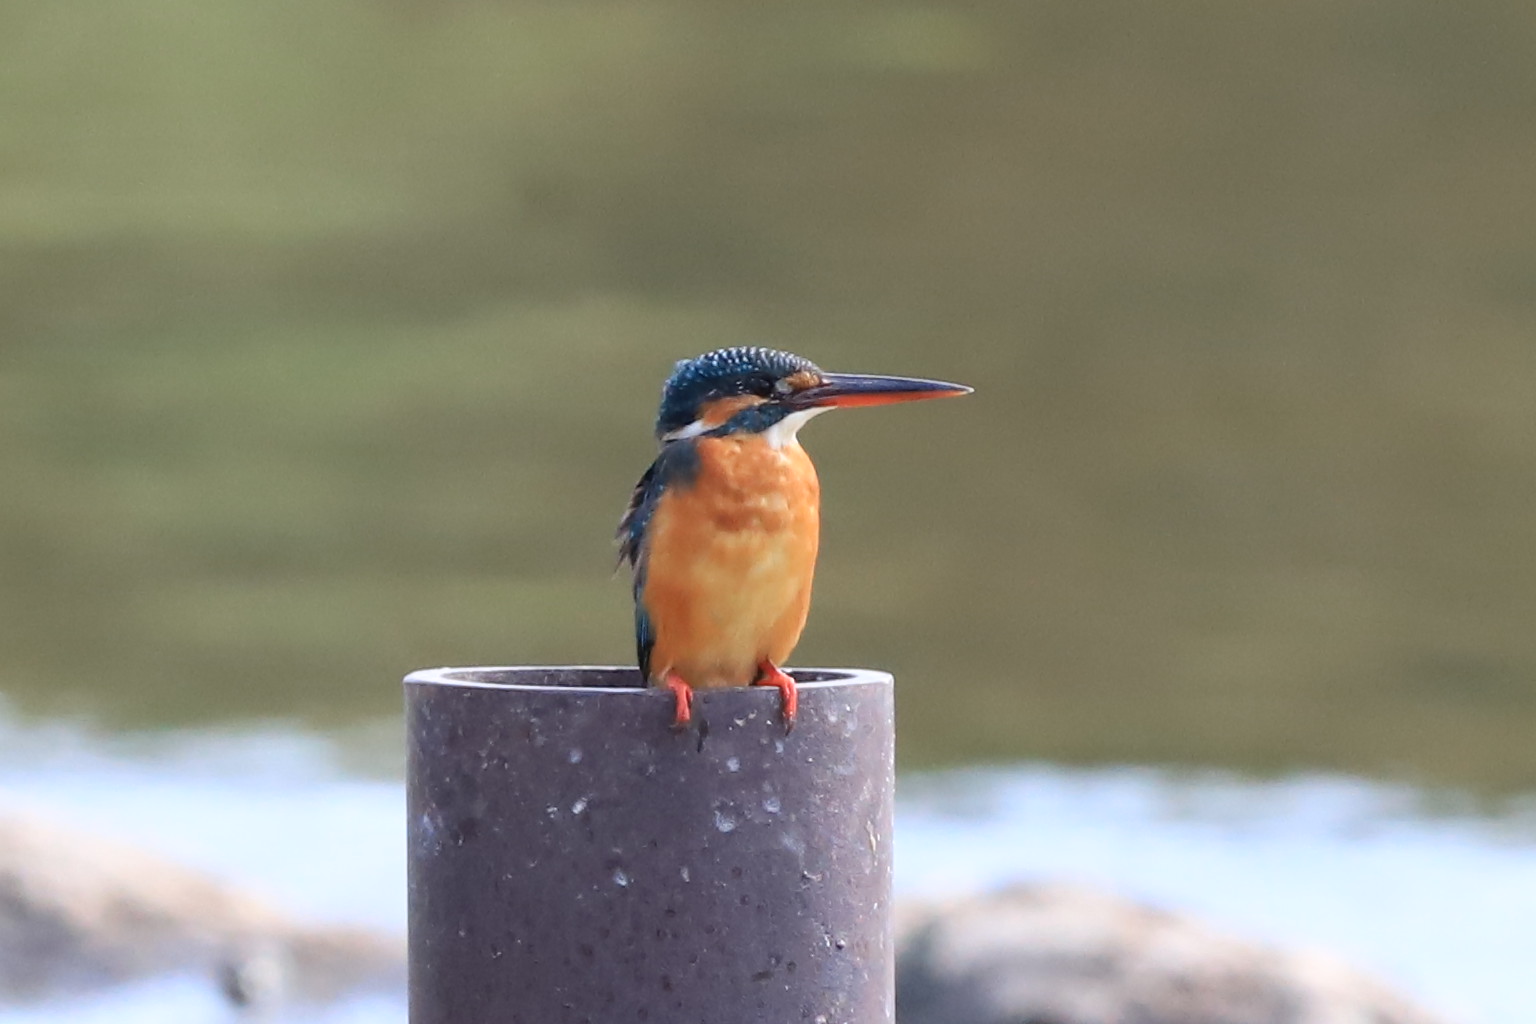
[4,0,1536,791]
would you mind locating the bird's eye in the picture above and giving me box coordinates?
[773,378,795,397]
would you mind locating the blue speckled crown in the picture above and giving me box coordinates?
[655,347,821,438]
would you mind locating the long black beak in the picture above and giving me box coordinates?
[787,372,973,409]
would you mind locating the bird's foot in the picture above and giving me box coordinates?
[663,673,695,731]
[753,661,797,731]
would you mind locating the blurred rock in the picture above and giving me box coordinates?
[896,883,1452,1024]
[0,811,404,1007]
[3,810,1455,1024]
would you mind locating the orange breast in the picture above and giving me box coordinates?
[641,435,820,688]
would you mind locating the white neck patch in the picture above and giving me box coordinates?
[660,419,710,442]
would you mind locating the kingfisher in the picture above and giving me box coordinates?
[617,346,971,731]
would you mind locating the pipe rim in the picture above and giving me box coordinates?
[403,664,892,694]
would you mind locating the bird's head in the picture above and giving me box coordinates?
[654,346,971,446]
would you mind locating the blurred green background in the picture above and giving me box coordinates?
[4,0,1535,790]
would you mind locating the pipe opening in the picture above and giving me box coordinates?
[415,666,864,691]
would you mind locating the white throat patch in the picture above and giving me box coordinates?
[660,407,829,448]
[762,407,828,449]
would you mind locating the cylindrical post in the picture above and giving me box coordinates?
[405,666,894,1024]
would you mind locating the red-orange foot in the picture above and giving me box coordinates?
[663,672,695,730]
[753,661,798,731]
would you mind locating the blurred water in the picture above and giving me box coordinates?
[5,0,1536,792]
[0,716,1531,1023]
[0,982,398,1024]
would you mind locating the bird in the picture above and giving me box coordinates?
[617,346,971,731]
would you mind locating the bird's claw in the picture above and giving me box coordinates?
[664,674,695,731]
[753,661,798,733]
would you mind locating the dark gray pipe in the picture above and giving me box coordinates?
[405,666,894,1024]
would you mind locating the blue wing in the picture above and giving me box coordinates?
[617,441,701,681]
